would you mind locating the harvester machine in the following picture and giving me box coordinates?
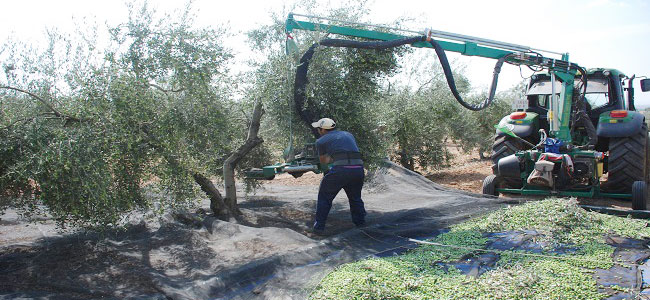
[247,13,650,210]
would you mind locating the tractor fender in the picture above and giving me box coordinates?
[495,112,539,138]
[596,111,646,138]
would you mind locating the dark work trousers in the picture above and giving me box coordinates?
[314,165,366,230]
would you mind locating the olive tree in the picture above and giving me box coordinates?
[374,50,468,171]
[0,2,249,228]
[247,2,409,165]
[445,79,525,159]
[378,49,520,171]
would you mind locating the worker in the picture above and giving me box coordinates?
[310,117,366,234]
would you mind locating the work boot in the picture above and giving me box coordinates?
[310,221,326,235]
[309,226,325,236]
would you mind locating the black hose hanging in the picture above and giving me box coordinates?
[293,35,510,136]
[293,44,320,137]
[428,38,510,111]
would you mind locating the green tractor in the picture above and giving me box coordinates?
[487,69,650,209]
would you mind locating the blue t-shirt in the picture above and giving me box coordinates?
[315,130,360,157]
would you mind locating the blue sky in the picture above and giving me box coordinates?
[1,0,649,105]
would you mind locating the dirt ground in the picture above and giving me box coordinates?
[425,145,492,194]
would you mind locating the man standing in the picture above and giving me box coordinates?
[311,117,366,234]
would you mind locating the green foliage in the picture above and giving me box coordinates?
[377,54,468,170]
[448,89,517,158]
[454,198,650,245]
[247,2,408,166]
[376,53,519,171]
[0,2,242,228]
[310,198,648,299]
[307,45,403,163]
[381,86,454,170]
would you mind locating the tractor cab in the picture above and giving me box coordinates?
[500,69,640,150]
[525,69,626,129]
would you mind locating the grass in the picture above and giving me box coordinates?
[309,198,650,299]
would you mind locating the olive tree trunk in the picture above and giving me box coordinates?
[223,100,264,213]
[192,100,264,219]
[193,173,232,220]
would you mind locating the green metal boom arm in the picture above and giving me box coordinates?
[286,13,568,62]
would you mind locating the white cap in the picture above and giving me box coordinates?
[311,118,336,129]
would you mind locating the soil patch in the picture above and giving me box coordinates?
[424,145,492,194]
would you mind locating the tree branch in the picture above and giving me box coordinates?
[415,77,435,95]
[0,113,55,131]
[0,85,87,123]
[193,173,232,221]
[147,82,185,93]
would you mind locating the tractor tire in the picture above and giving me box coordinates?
[491,136,523,171]
[482,175,499,196]
[491,135,524,188]
[631,181,648,211]
[606,124,648,193]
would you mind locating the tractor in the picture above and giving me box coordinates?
[487,69,650,209]
[247,13,650,209]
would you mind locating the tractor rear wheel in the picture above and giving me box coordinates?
[491,136,523,171]
[491,135,524,188]
[606,124,648,193]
